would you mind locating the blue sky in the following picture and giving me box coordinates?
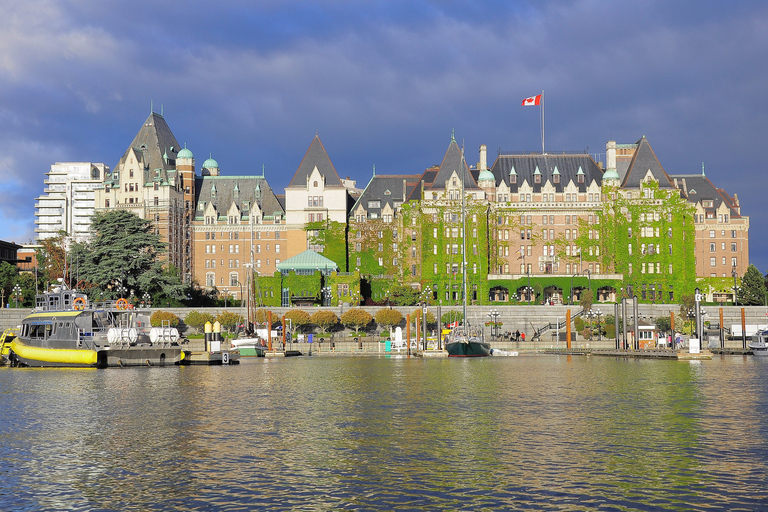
[1,0,767,271]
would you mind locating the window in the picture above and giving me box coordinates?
[731,243,737,252]
[710,257,716,267]
[710,243,716,252]
[710,230,716,238]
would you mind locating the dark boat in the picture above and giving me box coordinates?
[8,288,184,368]
[445,333,491,357]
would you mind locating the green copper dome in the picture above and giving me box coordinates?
[478,169,495,182]
[177,147,193,159]
[202,157,219,169]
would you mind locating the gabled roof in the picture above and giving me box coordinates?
[405,166,439,202]
[117,112,180,174]
[277,249,339,272]
[287,135,343,188]
[427,135,479,190]
[194,176,284,220]
[489,153,602,193]
[670,173,743,218]
[620,136,675,189]
[350,174,421,217]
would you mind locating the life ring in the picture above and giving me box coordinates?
[116,298,129,310]
[73,297,87,310]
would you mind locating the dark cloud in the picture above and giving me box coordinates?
[1,0,766,270]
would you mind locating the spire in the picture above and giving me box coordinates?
[451,129,456,143]
[262,163,265,177]
[372,164,376,177]
[701,162,705,176]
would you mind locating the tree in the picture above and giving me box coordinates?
[150,311,180,327]
[375,309,403,333]
[36,233,66,288]
[0,262,19,305]
[254,309,280,327]
[216,311,245,334]
[410,308,436,328]
[311,310,339,334]
[72,210,187,301]
[655,316,672,333]
[184,311,216,334]
[341,308,373,332]
[441,311,464,326]
[388,285,420,306]
[579,289,594,311]
[739,264,766,305]
[285,310,312,333]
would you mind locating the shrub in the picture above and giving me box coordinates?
[184,310,215,333]
[150,310,180,327]
[285,310,312,333]
[341,308,373,332]
[375,309,403,332]
[216,310,245,333]
[311,310,340,334]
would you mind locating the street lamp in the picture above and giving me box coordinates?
[12,284,21,308]
[116,281,127,299]
[222,287,229,308]
[732,265,739,306]
[595,308,602,340]
[487,308,500,339]
[143,292,151,308]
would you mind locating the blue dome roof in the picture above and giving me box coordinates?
[177,147,193,159]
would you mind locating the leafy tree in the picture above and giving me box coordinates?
[150,311,180,327]
[341,308,373,332]
[216,311,245,333]
[72,210,187,302]
[655,316,672,333]
[0,262,19,305]
[254,309,279,327]
[311,310,339,334]
[184,311,216,333]
[441,311,464,326]
[375,309,403,333]
[387,285,420,306]
[579,289,594,311]
[285,310,312,333]
[738,264,766,305]
[36,233,66,288]
[410,308,436,328]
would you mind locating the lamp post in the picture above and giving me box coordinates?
[732,265,738,306]
[527,268,531,305]
[12,284,21,308]
[595,308,602,340]
[222,287,229,308]
[585,269,591,298]
[570,273,578,305]
[143,292,151,308]
[117,281,127,299]
[487,308,500,339]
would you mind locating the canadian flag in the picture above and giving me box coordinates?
[522,94,542,106]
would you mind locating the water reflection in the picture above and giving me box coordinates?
[1,356,767,510]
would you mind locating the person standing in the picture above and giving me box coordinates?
[521,332,526,342]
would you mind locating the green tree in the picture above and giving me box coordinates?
[310,310,339,334]
[375,308,403,333]
[655,316,672,333]
[579,289,594,311]
[341,308,373,332]
[738,264,766,305]
[0,262,19,305]
[184,311,216,334]
[285,310,312,333]
[387,285,420,306]
[216,311,245,334]
[36,232,66,288]
[72,210,187,301]
[150,311,180,327]
[441,311,464,326]
[410,309,436,328]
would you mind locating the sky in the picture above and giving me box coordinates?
[1,0,767,270]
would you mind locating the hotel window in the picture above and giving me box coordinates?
[732,257,737,267]
[710,257,716,267]
[710,230,715,238]
[731,243,737,252]
[710,243,715,252]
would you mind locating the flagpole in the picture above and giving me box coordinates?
[541,89,545,154]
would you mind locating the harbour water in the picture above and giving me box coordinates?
[1,355,767,510]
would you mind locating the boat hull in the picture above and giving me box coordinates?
[10,339,184,368]
[445,341,491,357]
[748,343,768,356]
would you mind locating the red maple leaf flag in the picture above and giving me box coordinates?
[522,94,542,106]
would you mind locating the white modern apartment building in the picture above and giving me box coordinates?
[35,162,109,243]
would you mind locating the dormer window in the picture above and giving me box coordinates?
[510,175,516,184]
[553,174,560,184]
[578,174,584,184]
[534,174,541,184]
[313,181,318,187]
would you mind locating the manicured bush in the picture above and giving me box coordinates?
[150,310,180,327]
[184,310,215,333]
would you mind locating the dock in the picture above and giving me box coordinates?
[181,340,240,365]
[544,348,713,360]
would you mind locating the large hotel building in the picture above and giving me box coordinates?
[33,112,748,304]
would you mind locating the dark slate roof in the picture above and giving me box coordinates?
[427,137,479,190]
[351,174,422,218]
[406,166,439,202]
[489,153,603,193]
[118,112,180,173]
[194,175,284,220]
[620,136,675,189]
[670,174,742,218]
[287,135,343,188]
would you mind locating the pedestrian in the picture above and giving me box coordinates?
[515,329,520,341]
[521,332,526,342]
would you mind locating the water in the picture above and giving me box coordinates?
[2,355,768,510]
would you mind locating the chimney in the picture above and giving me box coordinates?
[606,140,617,173]
[479,144,487,171]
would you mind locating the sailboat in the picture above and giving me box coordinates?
[444,142,491,357]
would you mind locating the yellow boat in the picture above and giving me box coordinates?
[7,289,184,368]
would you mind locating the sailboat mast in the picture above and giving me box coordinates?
[460,144,468,330]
